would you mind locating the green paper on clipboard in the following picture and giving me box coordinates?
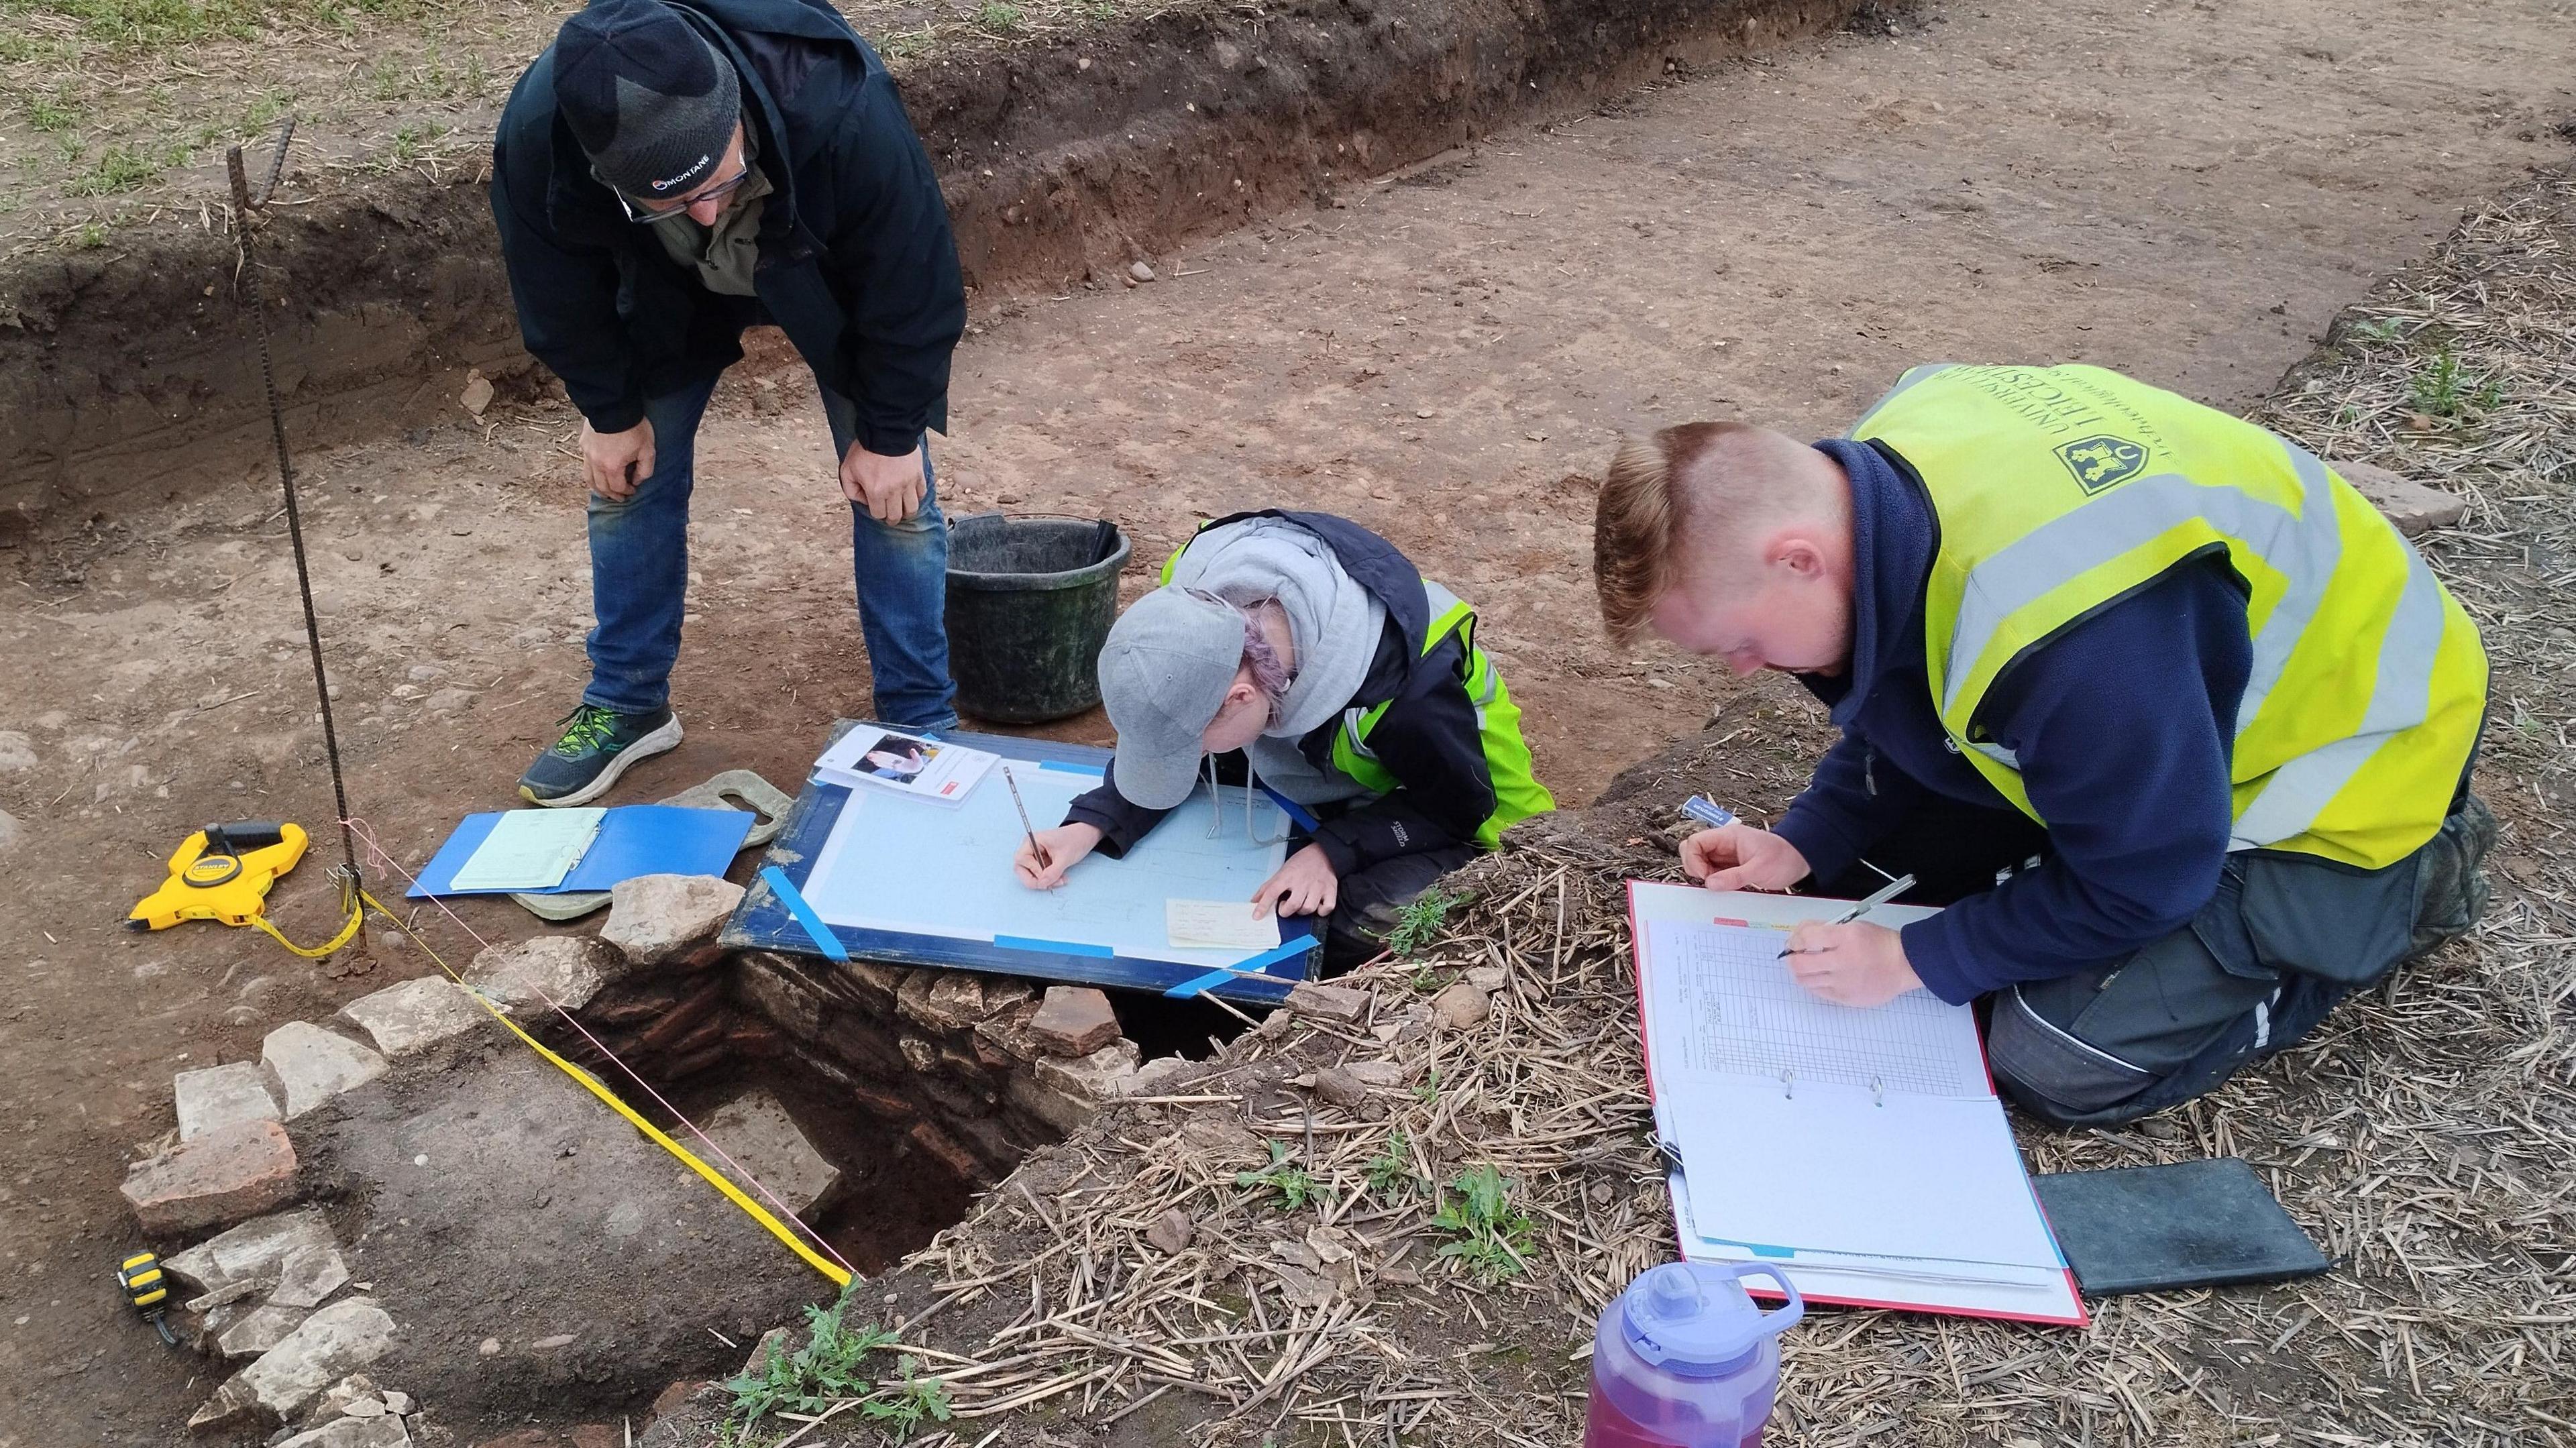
[449,807,605,891]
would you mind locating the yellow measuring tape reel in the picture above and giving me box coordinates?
[125,820,362,958]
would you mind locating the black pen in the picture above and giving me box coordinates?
[1003,765,1051,873]
[1777,873,1918,958]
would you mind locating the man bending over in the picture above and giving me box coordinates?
[1593,364,2493,1126]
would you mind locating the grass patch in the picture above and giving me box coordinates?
[1235,1138,1323,1212]
[2,0,431,52]
[975,0,1022,32]
[25,88,83,131]
[1430,1164,1535,1282]
[64,140,169,196]
[724,1286,953,1441]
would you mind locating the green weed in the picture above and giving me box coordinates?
[2349,317,2405,343]
[975,1,1021,32]
[365,54,413,101]
[1430,1164,1536,1282]
[73,220,109,247]
[376,119,443,171]
[724,1286,949,1438]
[1235,1138,1322,1212]
[1412,1065,1442,1105]
[2410,345,2504,420]
[1385,886,1467,958]
[858,1370,954,1436]
[1364,1129,1419,1197]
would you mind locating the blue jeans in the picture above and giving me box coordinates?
[582,374,957,728]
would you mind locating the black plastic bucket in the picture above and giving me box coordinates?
[943,513,1134,724]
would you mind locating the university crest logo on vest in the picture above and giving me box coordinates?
[2051,435,2147,494]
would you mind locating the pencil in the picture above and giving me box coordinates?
[1002,765,1051,871]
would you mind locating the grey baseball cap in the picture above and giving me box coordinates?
[1099,588,1244,810]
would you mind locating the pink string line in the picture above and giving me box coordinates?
[341,815,861,1281]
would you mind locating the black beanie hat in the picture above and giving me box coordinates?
[552,0,742,200]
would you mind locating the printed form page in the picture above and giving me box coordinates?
[1639,907,2066,1272]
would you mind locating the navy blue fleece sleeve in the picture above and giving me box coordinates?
[1772,734,1927,885]
[1900,565,2251,1002]
[824,67,965,454]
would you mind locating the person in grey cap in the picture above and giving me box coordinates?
[1012,511,1556,969]
[490,0,965,806]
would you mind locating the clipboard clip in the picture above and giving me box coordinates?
[1654,1137,1687,1177]
[1779,1068,1794,1101]
[1871,1074,1886,1109]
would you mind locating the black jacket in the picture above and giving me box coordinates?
[490,0,965,451]
[1065,511,1502,878]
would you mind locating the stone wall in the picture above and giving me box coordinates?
[557,942,1204,1193]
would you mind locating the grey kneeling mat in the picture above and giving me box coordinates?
[2033,1157,2330,1297]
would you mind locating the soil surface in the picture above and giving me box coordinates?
[294,1042,826,1444]
[3,0,2573,1443]
[3,0,1847,523]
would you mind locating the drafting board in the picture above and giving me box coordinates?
[722,726,1322,1003]
[1629,881,2086,1326]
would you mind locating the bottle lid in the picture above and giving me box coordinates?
[1619,1263,1766,1376]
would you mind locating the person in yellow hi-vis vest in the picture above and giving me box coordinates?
[1012,510,1554,970]
[1593,364,2492,1127]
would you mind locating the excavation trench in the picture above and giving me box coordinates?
[0,0,1861,532]
[551,948,1241,1282]
[282,941,1240,1439]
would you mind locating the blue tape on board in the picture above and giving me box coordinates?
[760,866,849,962]
[1164,968,1240,999]
[994,934,1117,958]
[1229,937,1316,977]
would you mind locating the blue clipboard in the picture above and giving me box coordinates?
[407,805,756,897]
[720,725,1322,1005]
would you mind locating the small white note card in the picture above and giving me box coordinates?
[1165,898,1281,951]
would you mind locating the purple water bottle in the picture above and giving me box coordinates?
[1584,1262,1805,1447]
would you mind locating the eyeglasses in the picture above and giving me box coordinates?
[596,161,753,224]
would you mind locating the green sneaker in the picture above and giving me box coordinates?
[518,704,682,806]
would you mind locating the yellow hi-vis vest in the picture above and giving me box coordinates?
[1158,551,1554,849]
[1849,364,2487,869]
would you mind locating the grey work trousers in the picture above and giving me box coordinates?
[1813,791,2493,1129]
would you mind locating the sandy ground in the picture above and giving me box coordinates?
[3,0,2573,1441]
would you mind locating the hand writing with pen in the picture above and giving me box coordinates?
[1681,820,1925,1008]
[1776,922,1922,1007]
